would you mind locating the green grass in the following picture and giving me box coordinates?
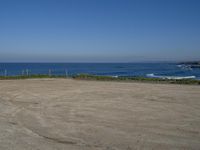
[73,74,200,85]
[0,74,200,85]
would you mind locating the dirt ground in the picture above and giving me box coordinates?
[0,79,200,150]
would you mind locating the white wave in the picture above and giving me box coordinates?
[112,75,118,78]
[177,64,192,70]
[146,73,196,80]
[177,65,183,67]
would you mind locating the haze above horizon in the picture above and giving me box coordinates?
[1,0,200,62]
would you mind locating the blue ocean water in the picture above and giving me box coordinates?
[0,63,200,79]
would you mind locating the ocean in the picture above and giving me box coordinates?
[0,63,200,79]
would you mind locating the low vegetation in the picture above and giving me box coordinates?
[73,74,200,85]
[0,74,199,85]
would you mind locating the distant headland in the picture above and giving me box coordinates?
[179,61,200,68]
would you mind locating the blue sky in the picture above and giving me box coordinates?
[0,0,200,62]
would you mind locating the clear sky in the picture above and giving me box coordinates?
[0,0,200,62]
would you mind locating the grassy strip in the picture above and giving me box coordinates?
[0,74,200,85]
[73,74,200,85]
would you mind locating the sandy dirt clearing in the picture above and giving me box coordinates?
[0,79,200,150]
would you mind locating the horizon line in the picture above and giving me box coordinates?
[0,61,198,63]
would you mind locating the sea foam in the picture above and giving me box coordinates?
[146,73,196,80]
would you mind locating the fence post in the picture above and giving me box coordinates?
[65,69,68,77]
[22,70,24,76]
[4,70,7,77]
[49,69,51,77]
[26,69,29,76]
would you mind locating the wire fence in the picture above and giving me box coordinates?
[0,68,69,77]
